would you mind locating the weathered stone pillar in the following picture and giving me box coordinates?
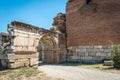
[7,24,16,68]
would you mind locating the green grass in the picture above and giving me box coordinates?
[19,67,39,77]
[62,62,100,66]
[0,66,65,80]
[0,70,12,75]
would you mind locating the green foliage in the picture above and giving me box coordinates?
[112,45,120,69]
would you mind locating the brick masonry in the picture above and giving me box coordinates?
[66,0,120,46]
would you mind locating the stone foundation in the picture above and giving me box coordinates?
[9,58,38,68]
[8,53,38,68]
[59,50,67,62]
[67,45,112,63]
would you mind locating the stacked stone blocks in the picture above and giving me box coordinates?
[68,46,112,63]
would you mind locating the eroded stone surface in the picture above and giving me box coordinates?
[67,46,112,63]
[0,19,66,68]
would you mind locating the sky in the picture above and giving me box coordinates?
[0,0,68,32]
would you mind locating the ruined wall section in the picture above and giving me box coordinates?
[0,33,9,59]
[51,13,67,62]
[67,45,112,63]
[11,22,39,53]
[58,33,67,62]
[8,21,40,68]
[66,0,120,63]
[7,20,67,67]
[66,0,120,46]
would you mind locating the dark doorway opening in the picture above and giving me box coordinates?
[86,0,92,4]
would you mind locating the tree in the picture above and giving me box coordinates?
[112,45,120,69]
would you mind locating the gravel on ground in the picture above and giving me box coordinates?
[38,65,120,80]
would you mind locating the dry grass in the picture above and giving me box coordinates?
[0,66,64,80]
[79,64,120,74]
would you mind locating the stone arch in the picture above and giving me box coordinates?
[37,35,59,64]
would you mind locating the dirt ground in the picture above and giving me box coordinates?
[0,63,119,80]
[0,67,64,80]
[62,63,120,74]
[39,65,120,80]
[77,64,120,74]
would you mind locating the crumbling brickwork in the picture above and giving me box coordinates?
[66,0,120,46]
[66,0,120,63]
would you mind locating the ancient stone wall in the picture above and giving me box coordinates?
[58,33,67,62]
[51,13,67,62]
[0,33,9,59]
[66,0,120,62]
[8,21,40,68]
[66,0,120,46]
[12,22,39,53]
[67,45,112,63]
[4,20,67,68]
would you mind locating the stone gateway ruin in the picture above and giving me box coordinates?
[0,0,120,69]
[0,13,67,68]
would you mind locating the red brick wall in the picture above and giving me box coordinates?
[66,0,120,46]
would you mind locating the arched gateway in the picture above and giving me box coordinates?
[38,35,59,64]
[0,13,67,68]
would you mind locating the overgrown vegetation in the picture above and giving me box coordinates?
[112,45,120,69]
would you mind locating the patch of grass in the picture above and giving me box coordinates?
[62,62,82,66]
[0,67,40,80]
[80,63,113,70]
[0,66,64,80]
[20,67,39,77]
[62,62,113,69]
[0,70,12,75]
[62,62,101,66]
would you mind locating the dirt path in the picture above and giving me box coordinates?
[38,65,120,80]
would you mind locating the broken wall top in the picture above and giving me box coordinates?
[9,21,42,34]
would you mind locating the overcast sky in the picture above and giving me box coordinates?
[0,0,67,32]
